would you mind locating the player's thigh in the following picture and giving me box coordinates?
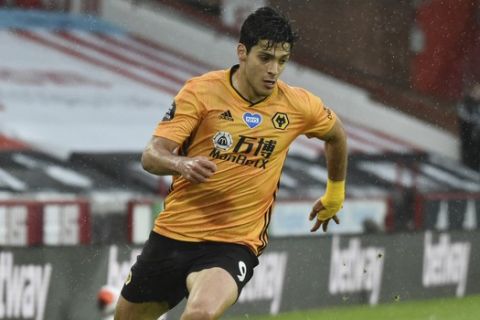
[184,267,238,317]
[119,232,193,313]
[114,295,168,320]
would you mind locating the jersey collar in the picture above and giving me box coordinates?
[227,65,278,107]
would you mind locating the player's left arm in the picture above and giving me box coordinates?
[309,118,348,232]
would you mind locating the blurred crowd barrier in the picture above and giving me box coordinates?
[0,200,90,246]
[0,198,162,246]
[1,192,479,248]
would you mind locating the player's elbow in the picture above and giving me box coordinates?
[141,150,156,174]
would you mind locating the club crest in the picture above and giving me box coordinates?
[272,112,290,130]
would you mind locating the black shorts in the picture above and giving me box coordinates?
[121,231,259,309]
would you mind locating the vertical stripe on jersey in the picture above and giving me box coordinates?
[257,206,272,255]
[163,134,194,211]
[257,186,278,255]
[179,135,194,157]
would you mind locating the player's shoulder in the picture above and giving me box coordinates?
[277,80,324,107]
[184,69,227,90]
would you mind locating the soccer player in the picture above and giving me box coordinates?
[115,6,348,320]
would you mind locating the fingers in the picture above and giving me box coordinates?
[309,196,342,233]
[322,219,330,232]
[309,199,324,221]
[310,215,340,233]
[179,157,217,183]
[309,200,328,232]
[195,156,218,172]
[193,161,216,177]
[185,170,210,184]
[310,219,321,232]
[310,219,330,233]
[333,215,340,224]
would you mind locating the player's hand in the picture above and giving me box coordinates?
[308,198,340,232]
[175,156,217,183]
[308,179,345,232]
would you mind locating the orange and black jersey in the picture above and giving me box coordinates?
[153,65,337,256]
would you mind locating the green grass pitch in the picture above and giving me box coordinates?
[228,294,480,320]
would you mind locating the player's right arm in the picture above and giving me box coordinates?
[141,136,217,184]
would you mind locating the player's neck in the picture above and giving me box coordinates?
[232,68,266,104]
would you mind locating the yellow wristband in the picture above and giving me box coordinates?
[322,179,345,204]
[318,179,345,220]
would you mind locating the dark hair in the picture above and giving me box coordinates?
[239,7,297,53]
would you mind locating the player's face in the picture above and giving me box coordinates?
[241,40,291,100]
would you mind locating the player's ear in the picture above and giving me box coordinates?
[237,43,247,62]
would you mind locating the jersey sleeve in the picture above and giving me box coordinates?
[302,91,337,139]
[153,81,203,144]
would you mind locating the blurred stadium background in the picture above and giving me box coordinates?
[0,0,479,319]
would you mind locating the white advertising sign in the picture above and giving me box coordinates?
[270,199,388,236]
